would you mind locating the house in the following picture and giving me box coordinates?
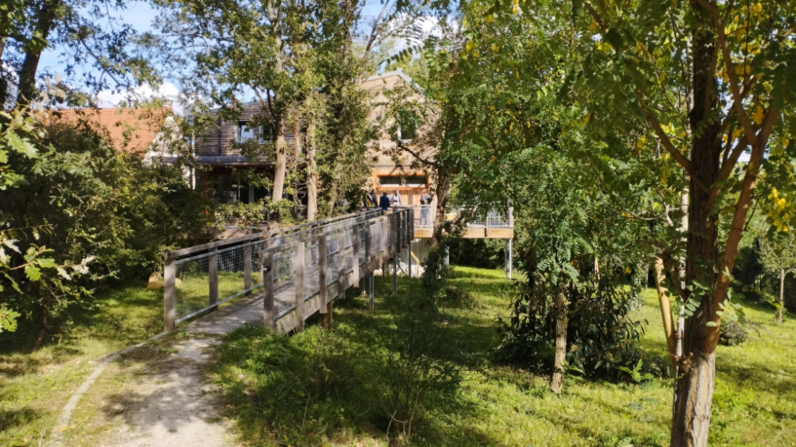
[192,102,302,204]
[190,68,514,275]
[41,106,195,186]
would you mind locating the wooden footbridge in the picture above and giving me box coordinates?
[163,208,413,334]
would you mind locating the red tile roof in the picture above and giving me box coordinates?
[42,107,173,154]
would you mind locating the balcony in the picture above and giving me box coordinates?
[404,206,514,239]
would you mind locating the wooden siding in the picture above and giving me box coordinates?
[194,103,300,156]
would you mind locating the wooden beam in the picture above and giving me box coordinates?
[294,241,305,332]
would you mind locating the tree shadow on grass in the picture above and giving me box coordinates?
[0,407,42,433]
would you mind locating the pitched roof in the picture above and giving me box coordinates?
[364,68,424,94]
[42,107,174,154]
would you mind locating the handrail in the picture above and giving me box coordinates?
[167,208,385,259]
[163,208,413,332]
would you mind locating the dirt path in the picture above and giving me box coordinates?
[52,297,267,447]
[95,337,231,447]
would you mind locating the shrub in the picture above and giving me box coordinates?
[719,321,748,346]
[441,285,480,309]
[499,275,659,381]
[372,296,463,440]
[0,119,211,347]
[448,238,506,269]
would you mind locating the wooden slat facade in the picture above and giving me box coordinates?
[194,102,300,157]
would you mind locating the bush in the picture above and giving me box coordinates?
[719,321,748,346]
[499,275,660,381]
[372,294,463,440]
[441,286,480,309]
[448,238,506,269]
[0,119,211,347]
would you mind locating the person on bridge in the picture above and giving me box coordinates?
[365,189,377,209]
[379,191,391,211]
[389,189,402,209]
[419,188,432,225]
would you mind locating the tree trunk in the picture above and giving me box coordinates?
[653,256,676,375]
[306,118,318,221]
[670,352,716,446]
[594,256,600,279]
[432,165,451,245]
[265,0,287,204]
[16,0,58,107]
[32,307,48,351]
[550,287,568,394]
[779,268,785,323]
[272,123,287,203]
[671,3,722,444]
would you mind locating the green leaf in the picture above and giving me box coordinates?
[7,132,38,158]
[37,257,56,268]
[25,265,42,281]
[4,273,22,293]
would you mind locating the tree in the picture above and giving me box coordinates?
[409,0,796,441]
[151,0,304,204]
[1,113,210,348]
[757,230,796,322]
[1,0,155,108]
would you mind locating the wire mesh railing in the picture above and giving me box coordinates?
[163,208,414,332]
[401,206,514,230]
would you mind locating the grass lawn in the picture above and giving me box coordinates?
[212,266,796,447]
[1,266,794,447]
[0,281,165,447]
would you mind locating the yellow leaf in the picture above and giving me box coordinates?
[583,113,591,124]
[753,105,764,125]
[625,266,632,274]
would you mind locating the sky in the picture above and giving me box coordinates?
[36,1,399,113]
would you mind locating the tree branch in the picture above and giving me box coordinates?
[705,104,779,352]
[635,91,709,194]
[700,0,758,148]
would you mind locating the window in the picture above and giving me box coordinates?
[398,111,418,142]
[377,174,427,188]
[258,125,271,144]
[235,121,254,143]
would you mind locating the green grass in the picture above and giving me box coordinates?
[212,266,796,447]
[0,281,165,447]
[176,271,262,319]
[2,267,794,446]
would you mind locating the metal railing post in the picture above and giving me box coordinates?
[319,233,328,314]
[209,247,219,308]
[243,244,253,294]
[294,241,305,332]
[164,255,176,332]
[262,252,274,330]
[369,271,374,310]
[365,222,372,274]
[352,224,360,284]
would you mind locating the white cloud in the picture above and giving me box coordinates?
[97,82,192,115]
